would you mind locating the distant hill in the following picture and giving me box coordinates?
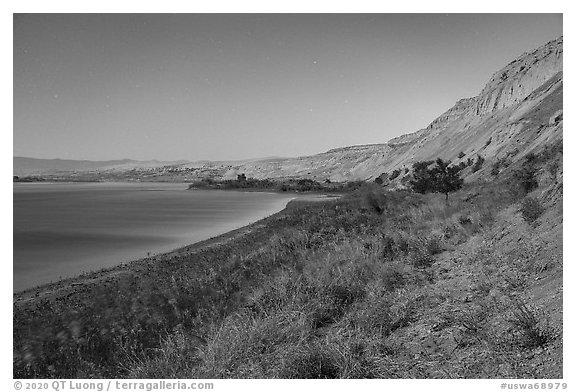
[13,157,190,177]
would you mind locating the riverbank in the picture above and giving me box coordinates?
[14,183,317,291]
[13,193,336,302]
[14,182,562,378]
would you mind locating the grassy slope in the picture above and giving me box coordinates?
[13,144,562,379]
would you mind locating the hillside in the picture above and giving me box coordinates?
[204,36,562,182]
[16,37,562,185]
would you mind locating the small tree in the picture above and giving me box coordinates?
[410,158,464,202]
[430,158,464,202]
[410,160,435,194]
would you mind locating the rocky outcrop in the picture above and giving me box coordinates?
[427,97,477,131]
[475,37,562,115]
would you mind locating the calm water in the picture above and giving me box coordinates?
[13,182,294,292]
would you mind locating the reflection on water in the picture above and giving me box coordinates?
[13,182,294,292]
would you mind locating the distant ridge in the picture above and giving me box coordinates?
[13,157,190,176]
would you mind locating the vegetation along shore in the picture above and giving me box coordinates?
[13,141,562,378]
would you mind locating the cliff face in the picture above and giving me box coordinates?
[475,37,563,115]
[207,36,563,182]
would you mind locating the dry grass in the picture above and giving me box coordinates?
[14,161,562,378]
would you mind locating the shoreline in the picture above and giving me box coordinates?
[13,193,338,305]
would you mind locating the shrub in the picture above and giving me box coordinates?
[538,140,563,162]
[389,169,401,181]
[311,303,345,329]
[411,249,434,269]
[471,155,485,173]
[520,197,545,224]
[458,151,466,159]
[514,159,538,194]
[346,181,367,191]
[490,165,500,176]
[509,300,555,348]
[548,161,560,181]
[280,347,340,378]
[512,142,563,194]
[363,191,387,215]
[425,235,444,255]
[491,157,511,176]
[379,262,407,292]
[458,215,472,226]
[456,161,468,171]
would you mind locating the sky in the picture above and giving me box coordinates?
[13,14,563,162]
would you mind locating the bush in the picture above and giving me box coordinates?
[512,142,563,195]
[471,155,485,173]
[425,235,444,255]
[363,191,386,215]
[375,172,389,186]
[389,169,401,181]
[280,347,340,378]
[548,161,560,181]
[491,157,511,176]
[458,215,472,226]
[455,161,468,171]
[509,301,555,348]
[379,262,407,292]
[514,162,538,194]
[520,197,545,224]
[458,151,466,159]
[411,249,435,269]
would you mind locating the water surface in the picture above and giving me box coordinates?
[13,182,294,291]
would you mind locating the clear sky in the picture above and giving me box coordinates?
[13,14,562,161]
